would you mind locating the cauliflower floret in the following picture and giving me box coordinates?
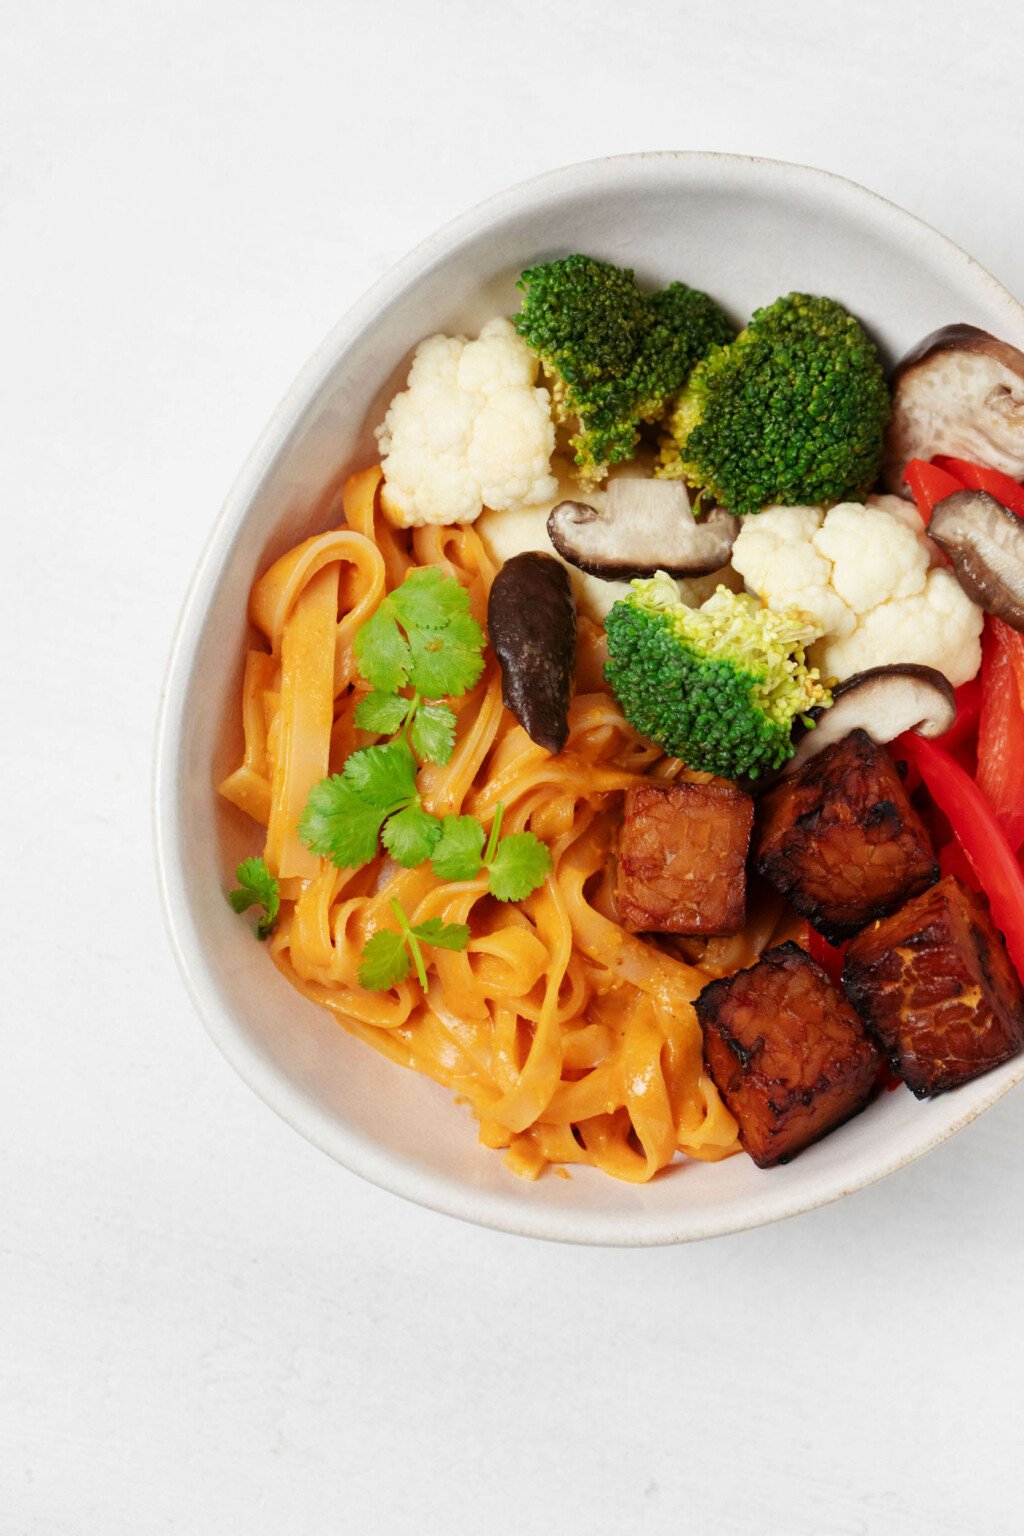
[730,504,857,639]
[819,569,983,687]
[732,497,983,688]
[812,502,928,611]
[868,492,938,547]
[375,318,557,527]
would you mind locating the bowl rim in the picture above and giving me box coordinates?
[153,149,1024,1246]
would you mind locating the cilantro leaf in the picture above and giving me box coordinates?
[407,614,485,699]
[357,928,411,990]
[298,776,389,868]
[486,831,553,902]
[227,856,280,940]
[354,690,411,735]
[411,917,471,952]
[387,567,467,628]
[354,604,411,694]
[410,702,457,765]
[430,815,486,882]
[357,899,471,992]
[382,805,443,867]
[355,568,485,703]
[342,741,417,809]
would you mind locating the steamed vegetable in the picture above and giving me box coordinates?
[786,664,955,773]
[731,496,983,687]
[546,478,738,580]
[933,456,1024,520]
[977,619,1024,851]
[375,318,557,526]
[883,325,1024,494]
[488,551,577,754]
[604,575,830,778]
[904,458,965,524]
[513,256,734,482]
[657,293,891,515]
[930,490,1024,631]
[896,731,1024,983]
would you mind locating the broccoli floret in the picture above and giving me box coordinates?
[604,575,831,778]
[634,283,737,421]
[657,293,891,516]
[514,257,734,482]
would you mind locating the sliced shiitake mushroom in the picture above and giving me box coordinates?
[546,478,738,581]
[487,551,576,754]
[929,488,1024,630]
[785,665,956,773]
[883,324,1024,493]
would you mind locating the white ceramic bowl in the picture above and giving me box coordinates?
[155,151,1024,1245]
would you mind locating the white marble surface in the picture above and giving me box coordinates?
[6,2,1024,1530]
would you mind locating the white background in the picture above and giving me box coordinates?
[5,2,1024,1531]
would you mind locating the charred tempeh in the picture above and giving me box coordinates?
[696,942,881,1167]
[843,875,1024,1097]
[755,729,938,944]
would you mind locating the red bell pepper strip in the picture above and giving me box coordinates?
[939,838,982,894]
[904,458,965,524]
[931,456,1024,520]
[939,675,981,752]
[895,731,1024,981]
[804,925,847,986]
[977,619,1024,851]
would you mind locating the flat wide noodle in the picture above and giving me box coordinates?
[219,466,793,1182]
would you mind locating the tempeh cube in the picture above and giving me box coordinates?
[755,729,938,944]
[842,875,1024,1097]
[696,942,880,1166]
[616,779,754,936]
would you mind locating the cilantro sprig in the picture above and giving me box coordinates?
[354,690,458,768]
[298,739,440,869]
[352,569,482,770]
[227,856,279,940]
[299,569,485,870]
[358,898,470,991]
[354,566,484,701]
[236,566,555,979]
[430,803,553,901]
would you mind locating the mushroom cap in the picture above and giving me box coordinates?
[785,664,956,773]
[929,488,1024,630]
[486,551,577,754]
[883,324,1024,493]
[546,478,739,580]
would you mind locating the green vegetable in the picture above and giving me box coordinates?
[353,690,412,736]
[636,283,738,421]
[296,565,552,926]
[513,255,734,481]
[352,567,480,769]
[380,805,442,866]
[485,830,552,902]
[409,701,457,766]
[429,815,486,882]
[657,292,890,516]
[604,576,831,778]
[354,566,485,700]
[429,802,553,900]
[298,740,432,869]
[354,689,458,767]
[227,856,280,940]
[357,898,470,991]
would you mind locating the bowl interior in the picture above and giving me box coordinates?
[156,153,1024,1244]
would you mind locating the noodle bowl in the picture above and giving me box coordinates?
[220,465,800,1180]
